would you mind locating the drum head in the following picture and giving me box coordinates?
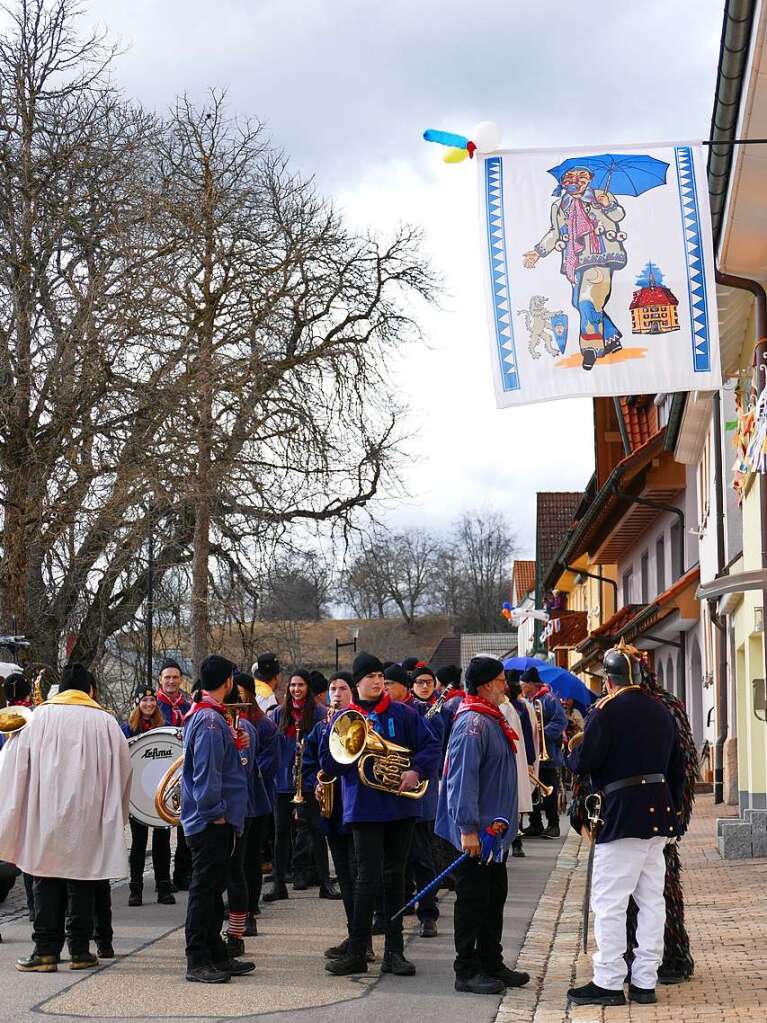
[128,726,183,828]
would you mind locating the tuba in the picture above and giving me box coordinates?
[155,755,184,826]
[328,708,428,800]
[0,703,34,738]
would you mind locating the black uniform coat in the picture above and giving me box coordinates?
[566,685,686,844]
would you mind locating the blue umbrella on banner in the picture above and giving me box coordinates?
[546,153,669,197]
[504,657,597,713]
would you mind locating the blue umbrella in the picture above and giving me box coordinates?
[546,153,669,197]
[504,657,597,712]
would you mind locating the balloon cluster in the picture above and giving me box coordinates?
[501,601,514,621]
[423,121,501,164]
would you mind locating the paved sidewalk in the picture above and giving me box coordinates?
[496,795,767,1023]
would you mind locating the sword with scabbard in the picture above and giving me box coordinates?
[581,792,604,953]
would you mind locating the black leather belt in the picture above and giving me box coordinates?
[603,772,666,795]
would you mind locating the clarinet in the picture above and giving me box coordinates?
[291,728,305,818]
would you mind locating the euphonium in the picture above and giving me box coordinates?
[316,769,336,818]
[0,704,33,738]
[534,699,550,763]
[155,755,184,826]
[328,708,428,800]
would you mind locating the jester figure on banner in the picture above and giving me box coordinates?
[523,155,667,372]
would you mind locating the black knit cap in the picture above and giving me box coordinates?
[309,670,329,696]
[233,671,256,694]
[436,664,461,688]
[384,664,409,686]
[329,670,354,686]
[352,652,384,684]
[520,666,541,685]
[400,656,420,672]
[464,656,505,694]
[134,684,157,706]
[199,654,235,691]
[411,664,435,683]
[60,662,95,694]
[159,657,183,676]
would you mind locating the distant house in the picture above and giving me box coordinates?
[629,267,680,334]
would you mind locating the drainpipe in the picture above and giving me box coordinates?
[712,390,728,803]
[716,270,767,780]
[613,397,632,456]
[563,564,618,627]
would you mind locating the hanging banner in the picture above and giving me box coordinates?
[479,142,721,407]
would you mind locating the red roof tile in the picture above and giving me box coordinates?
[512,560,536,602]
[629,285,679,310]
[536,492,583,586]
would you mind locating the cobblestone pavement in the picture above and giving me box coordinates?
[496,796,767,1023]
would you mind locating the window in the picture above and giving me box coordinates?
[640,550,649,603]
[670,520,683,581]
[656,536,666,594]
[622,569,633,606]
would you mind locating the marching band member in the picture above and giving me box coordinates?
[263,669,338,902]
[234,671,277,930]
[565,646,685,1008]
[251,651,281,714]
[0,662,131,973]
[320,652,441,977]
[302,671,371,961]
[436,656,530,996]
[156,658,193,891]
[403,664,443,938]
[222,685,259,955]
[121,685,176,907]
[181,655,252,984]
[506,675,536,858]
[520,666,567,839]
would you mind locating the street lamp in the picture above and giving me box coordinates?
[335,627,359,670]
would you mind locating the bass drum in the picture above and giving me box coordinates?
[127,726,184,828]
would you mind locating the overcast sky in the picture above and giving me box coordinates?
[88,0,725,557]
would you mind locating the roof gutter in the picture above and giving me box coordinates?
[707,0,758,249]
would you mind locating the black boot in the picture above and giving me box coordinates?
[381,951,416,976]
[629,984,657,1003]
[455,974,504,994]
[511,837,525,857]
[128,882,142,907]
[16,953,58,973]
[157,881,176,905]
[325,951,368,975]
[319,881,341,900]
[567,981,626,1006]
[223,934,245,958]
[243,913,258,937]
[262,881,289,902]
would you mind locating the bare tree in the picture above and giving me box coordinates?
[383,529,438,632]
[452,511,516,631]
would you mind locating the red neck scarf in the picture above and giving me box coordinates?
[286,699,306,738]
[9,698,32,708]
[445,688,464,703]
[458,694,518,752]
[532,684,551,700]
[349,691,391,717]
[184,694,247,749]
[157,689,187,726]
[138,716,155,733]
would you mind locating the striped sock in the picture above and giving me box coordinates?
[227,911,247,939]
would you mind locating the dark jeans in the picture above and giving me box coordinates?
[32,876,95,958]
[129,818,172,886]
[273,792,330,884]
[185,824,232,968]
[349,817,415,958]
[328,831,356,932]
[92,880,113,948]
[408,820,439,922]
[174,826,192,883]
[23,872,35,916]
[227,819,251,913]
[244,814,269,911]
[453,855,508,979]
[528,764,560,829]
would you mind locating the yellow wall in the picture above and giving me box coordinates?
[732,473,767,807]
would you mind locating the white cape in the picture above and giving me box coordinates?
[500,700,533,814]
[0,703,131,880]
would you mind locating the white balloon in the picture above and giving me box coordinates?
[471,121,501,153]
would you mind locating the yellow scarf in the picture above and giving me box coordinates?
[45,690,103,711]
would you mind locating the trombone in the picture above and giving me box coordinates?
[533,699,550,763]
[528,766,554,805]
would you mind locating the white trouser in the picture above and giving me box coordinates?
[590,836,667,990]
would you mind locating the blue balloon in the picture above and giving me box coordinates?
[423,128,470,150]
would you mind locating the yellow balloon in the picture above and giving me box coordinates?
[443,146,469,164]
